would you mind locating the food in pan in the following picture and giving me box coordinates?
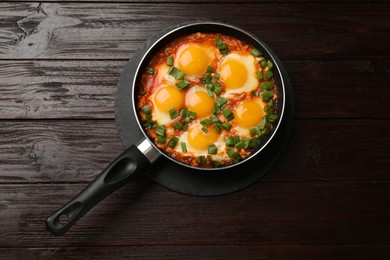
[137,33,278,168]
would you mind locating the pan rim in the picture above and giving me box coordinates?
[131,21,286,171]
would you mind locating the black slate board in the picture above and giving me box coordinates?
[115,22,295,196]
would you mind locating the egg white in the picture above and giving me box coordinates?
[218,52,259,96]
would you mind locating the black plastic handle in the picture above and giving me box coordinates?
[45,145,151,236]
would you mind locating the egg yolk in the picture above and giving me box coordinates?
[185,89,215,118]
[177,45,210,76]
[154,85,184,112]
[220,59,248,90]
[188,125,219,150]
[234,99,264,128]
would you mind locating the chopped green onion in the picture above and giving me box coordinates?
[145,114,152,120]
[213,73,220,79]
[257,119,271,135]
[144,120,156,129]
[251,90,259,97]
[218,44,229,56]
[142,105,152,114]
[212,161,225,168]
[260,60,267,69]
[200,118,212,126]
[173,121,182,130]
[167,136,179,148]
[168,66,179,76]
[182,122,189,131]
[269,98,275,107]
[256,71,263,80]
[261,81,273,91]
[222,109,234,121]
[215,38,229,55]
[176,80,190,90]
[208,144,218,154]
[213,85,222,95]
[201,126,208,134]
[215,97,227,108]
[155,125,166,137]
[213,105,221,114]
[180,108,188,118]
[215,38,223,46]
[262,91,274,102]
[167,66,174,75]
[258,117,267,130]
[167,56,174,66]
[263,105,273,115]
[206,66,214,73]
[266,60,273,69]
[189,111,196,119]
[205,83,214,90]
[251,48,263,57]
[181,142,187,152]
[226,136,240,146]
[264,70,273,80]
[221,122,232,130]
[157,136,166,143]
[206,88,214,97]
[176,71,186,80]
[267,114,278,123]
[201,73,212,84]
[213,123,221,132]
[242,138,250,149]
[198,155,206,166]
[250,128,259,137]
[250,137,261,148]
[226,147,241,162]
[169,108,178,119]
[210,115,219,123]
[146,67,154,75]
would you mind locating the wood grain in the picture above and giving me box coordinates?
[1,245,389,259]
[0,181,389,247]
[0,3,388,60]
[0,119,388,183]
[1,60,389,119]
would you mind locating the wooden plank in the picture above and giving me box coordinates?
[0,3,388,60]
[0,245,389,259]
[0,60,122,119]
[0,60,389,119]
[0,119,388,183]
[4,0,389,3]
[0,181,389,246]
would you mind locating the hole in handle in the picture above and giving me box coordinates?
[54,201,82,228]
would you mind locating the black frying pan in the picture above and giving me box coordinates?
[45,21,294,236]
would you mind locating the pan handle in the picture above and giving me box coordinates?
[45,144,153,236]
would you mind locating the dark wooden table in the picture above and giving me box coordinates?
[0,1,389,259]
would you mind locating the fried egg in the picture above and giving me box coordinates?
[175,122,229,160]
[185,86,215,119]
[175,43,217,79]
[233,97,266,136]
[217,52,258,94]
[151,84,185,125]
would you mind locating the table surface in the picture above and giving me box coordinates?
[0,1,389,259]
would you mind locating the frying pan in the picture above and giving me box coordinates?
[45,21,294,236]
